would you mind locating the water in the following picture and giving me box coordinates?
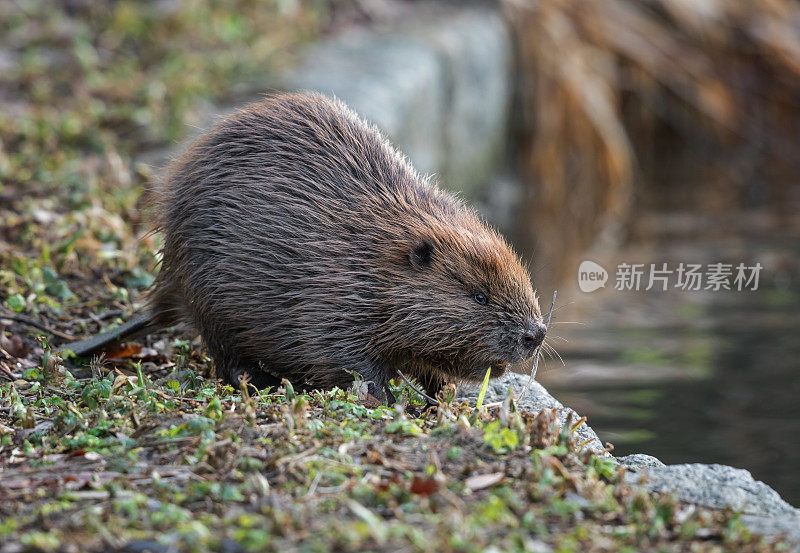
[537,210,800,506]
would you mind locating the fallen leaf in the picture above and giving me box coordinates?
[410,476,439,496]
[0,332,27,358]
[112,374,137,392]
[104,342,143,360]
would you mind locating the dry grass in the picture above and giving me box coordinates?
[505,0,800,286]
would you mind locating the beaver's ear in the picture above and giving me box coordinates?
[409,239,434,269]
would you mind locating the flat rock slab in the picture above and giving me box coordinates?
[624,462,800,551]
[623,462,797,517]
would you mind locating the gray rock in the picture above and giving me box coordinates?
[617,453,666,469]
[457,372,607,455]
[740,513,800,550]
[415,10,511,193]
[625,463,797,517]
[627,463,800,550]
[283,31,446,180]
[282,5,512,196]
[625,464,800,548]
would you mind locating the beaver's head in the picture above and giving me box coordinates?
[382,218,545,382]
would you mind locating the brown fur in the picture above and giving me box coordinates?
[148,92,544,400]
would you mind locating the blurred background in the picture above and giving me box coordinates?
[1,0,799,503]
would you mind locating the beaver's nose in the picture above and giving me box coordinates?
[522,319,547,351]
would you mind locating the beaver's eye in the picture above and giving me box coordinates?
[474,292,488,305]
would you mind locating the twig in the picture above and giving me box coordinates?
[0,311,76,340]
[395,369,439,406]
[306,471,322,496]
[75,309,125,327]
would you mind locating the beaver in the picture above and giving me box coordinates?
[67,92,546,402]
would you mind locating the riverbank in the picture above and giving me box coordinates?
[0,367,791,552]
[1,1,798,551]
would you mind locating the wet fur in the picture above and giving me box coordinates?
[149,92,542,399]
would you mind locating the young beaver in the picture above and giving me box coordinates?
[69,92,546,401]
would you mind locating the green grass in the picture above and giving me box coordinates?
[1,0,324,322]
[0,367,785,552]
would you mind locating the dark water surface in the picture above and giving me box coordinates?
[537,211,800,506]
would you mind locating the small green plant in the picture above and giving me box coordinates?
[80,375,114,409]
[587,455,618,482]
[482,421,519,454]
[385,410,423,436]
[5,293,26,312]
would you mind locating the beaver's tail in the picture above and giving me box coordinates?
[61,312,156,359]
